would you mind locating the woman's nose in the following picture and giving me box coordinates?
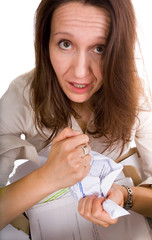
[73,50,90,79]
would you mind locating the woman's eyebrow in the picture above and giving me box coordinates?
[52,31,106,40]
[52,32,73,37]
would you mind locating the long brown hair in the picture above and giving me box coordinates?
[30,0,141,153]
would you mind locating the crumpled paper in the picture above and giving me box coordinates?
[70,151,129,219]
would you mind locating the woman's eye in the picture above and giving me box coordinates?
[59,41,72,50]
[94,45,105,54]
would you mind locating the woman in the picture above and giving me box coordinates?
[0,0,152,230]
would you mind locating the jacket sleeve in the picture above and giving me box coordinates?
[0,72,40,186]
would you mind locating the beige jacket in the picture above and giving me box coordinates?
[0,70,152,186]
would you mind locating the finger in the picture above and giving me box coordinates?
[78,196,95,216]
[52,127,81,144]
[78,196,110,227]
[66,134,90,149]
[57,134,90,152]
[69,151,91,168]
[52,127,90,152]
[91,197,105,218]
[83,196,97,218]
[81,155,91,167]
[92,198,119,225]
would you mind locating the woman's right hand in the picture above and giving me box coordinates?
[40,127,91,191]
[0,128,90,230]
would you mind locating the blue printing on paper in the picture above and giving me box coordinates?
[78,182,86,198]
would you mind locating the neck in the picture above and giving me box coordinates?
[72,102,92,132]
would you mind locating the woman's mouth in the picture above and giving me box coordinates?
[69,82,91,93]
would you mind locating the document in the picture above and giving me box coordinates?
[8,150,151,239]
[26,150,152,240]
[27,194,152,240]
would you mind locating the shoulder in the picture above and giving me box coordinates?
[0,70,35,135]
[8,69,34,97]
[1,69,35,110]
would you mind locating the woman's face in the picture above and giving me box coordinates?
[49,2,110,104]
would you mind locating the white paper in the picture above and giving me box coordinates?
[27,195,151,240]
[9,150,151,240]
[71,151,129,219]
[103,199,129,219]
[0,224,30,240]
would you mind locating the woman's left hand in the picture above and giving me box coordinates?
[78,183,126,227]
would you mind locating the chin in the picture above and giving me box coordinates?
[70,97,90,104]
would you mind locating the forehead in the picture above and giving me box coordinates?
[51,2,111,40]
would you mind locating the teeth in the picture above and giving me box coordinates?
[73,84,86,88]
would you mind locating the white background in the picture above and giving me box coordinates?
[0,0,152,98]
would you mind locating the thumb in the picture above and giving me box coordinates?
[53,127,81,144]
